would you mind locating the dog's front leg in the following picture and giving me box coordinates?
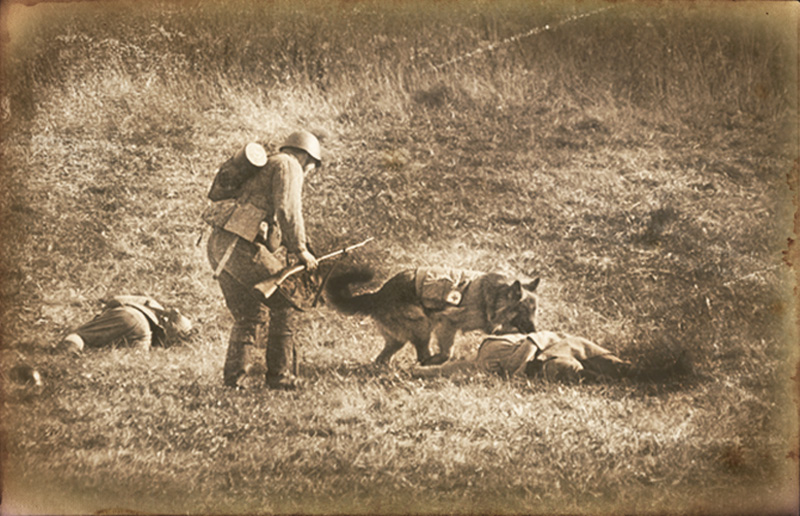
[423,323,458,365]
[411,336,433,364]
[374,336,407,365]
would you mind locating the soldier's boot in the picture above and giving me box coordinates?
[265,308,302,390]
[223,341,258,389]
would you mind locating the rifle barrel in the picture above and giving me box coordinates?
[318,237,375,261]
[275,237,374,286]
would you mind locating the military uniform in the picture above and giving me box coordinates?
[205,150,316,388]
[524,331,632,382]
[61,295,185,351]
[411,331,632,382]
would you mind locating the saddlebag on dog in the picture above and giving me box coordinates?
[414,267,479,310]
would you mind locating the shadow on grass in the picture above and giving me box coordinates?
[622,350,714,396]
[299,344,709,394]
[300,361,419,389]
[302,360,381,378]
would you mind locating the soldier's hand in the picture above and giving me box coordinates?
[300,250,318,272]
[255,221,269,246]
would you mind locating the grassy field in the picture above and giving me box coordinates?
[1,0,798,514]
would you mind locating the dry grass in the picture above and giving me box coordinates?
[1,1,798,514]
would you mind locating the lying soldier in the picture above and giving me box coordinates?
[410,331,638,383]
[58,295,194,353]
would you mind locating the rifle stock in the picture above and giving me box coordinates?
[254,237,374,300]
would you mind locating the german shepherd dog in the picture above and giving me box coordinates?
[325,267,540,365]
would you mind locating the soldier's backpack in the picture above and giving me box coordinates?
[207,142,268,202]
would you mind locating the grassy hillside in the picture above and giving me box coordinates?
[1,1,798,514]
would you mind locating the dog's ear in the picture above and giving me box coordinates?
[523,277,540,292]
[509,280,523,300]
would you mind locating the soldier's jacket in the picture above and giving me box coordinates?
[106,295,176,345]
[203,153,309,254]
[473,334,539,378]
[408,333,536,379]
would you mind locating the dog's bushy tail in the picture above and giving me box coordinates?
[325,267,379,315]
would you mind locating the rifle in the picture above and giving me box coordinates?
[253,237,374,301]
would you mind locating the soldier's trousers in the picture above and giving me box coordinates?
[216,272,298,385]
[540,353,631,382]
[535,335,633,382]
[71,306,152,350]
[207,228,298,386]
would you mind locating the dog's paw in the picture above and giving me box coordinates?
[421,354,448,366]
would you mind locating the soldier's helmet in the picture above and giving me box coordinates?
[8,363,44,387]
[280,130,322,167]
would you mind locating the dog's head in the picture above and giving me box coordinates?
[487,276,540,334]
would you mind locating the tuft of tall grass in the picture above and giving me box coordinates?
[4,1,793,123]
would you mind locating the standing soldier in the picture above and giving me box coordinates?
[204,130,322,390]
